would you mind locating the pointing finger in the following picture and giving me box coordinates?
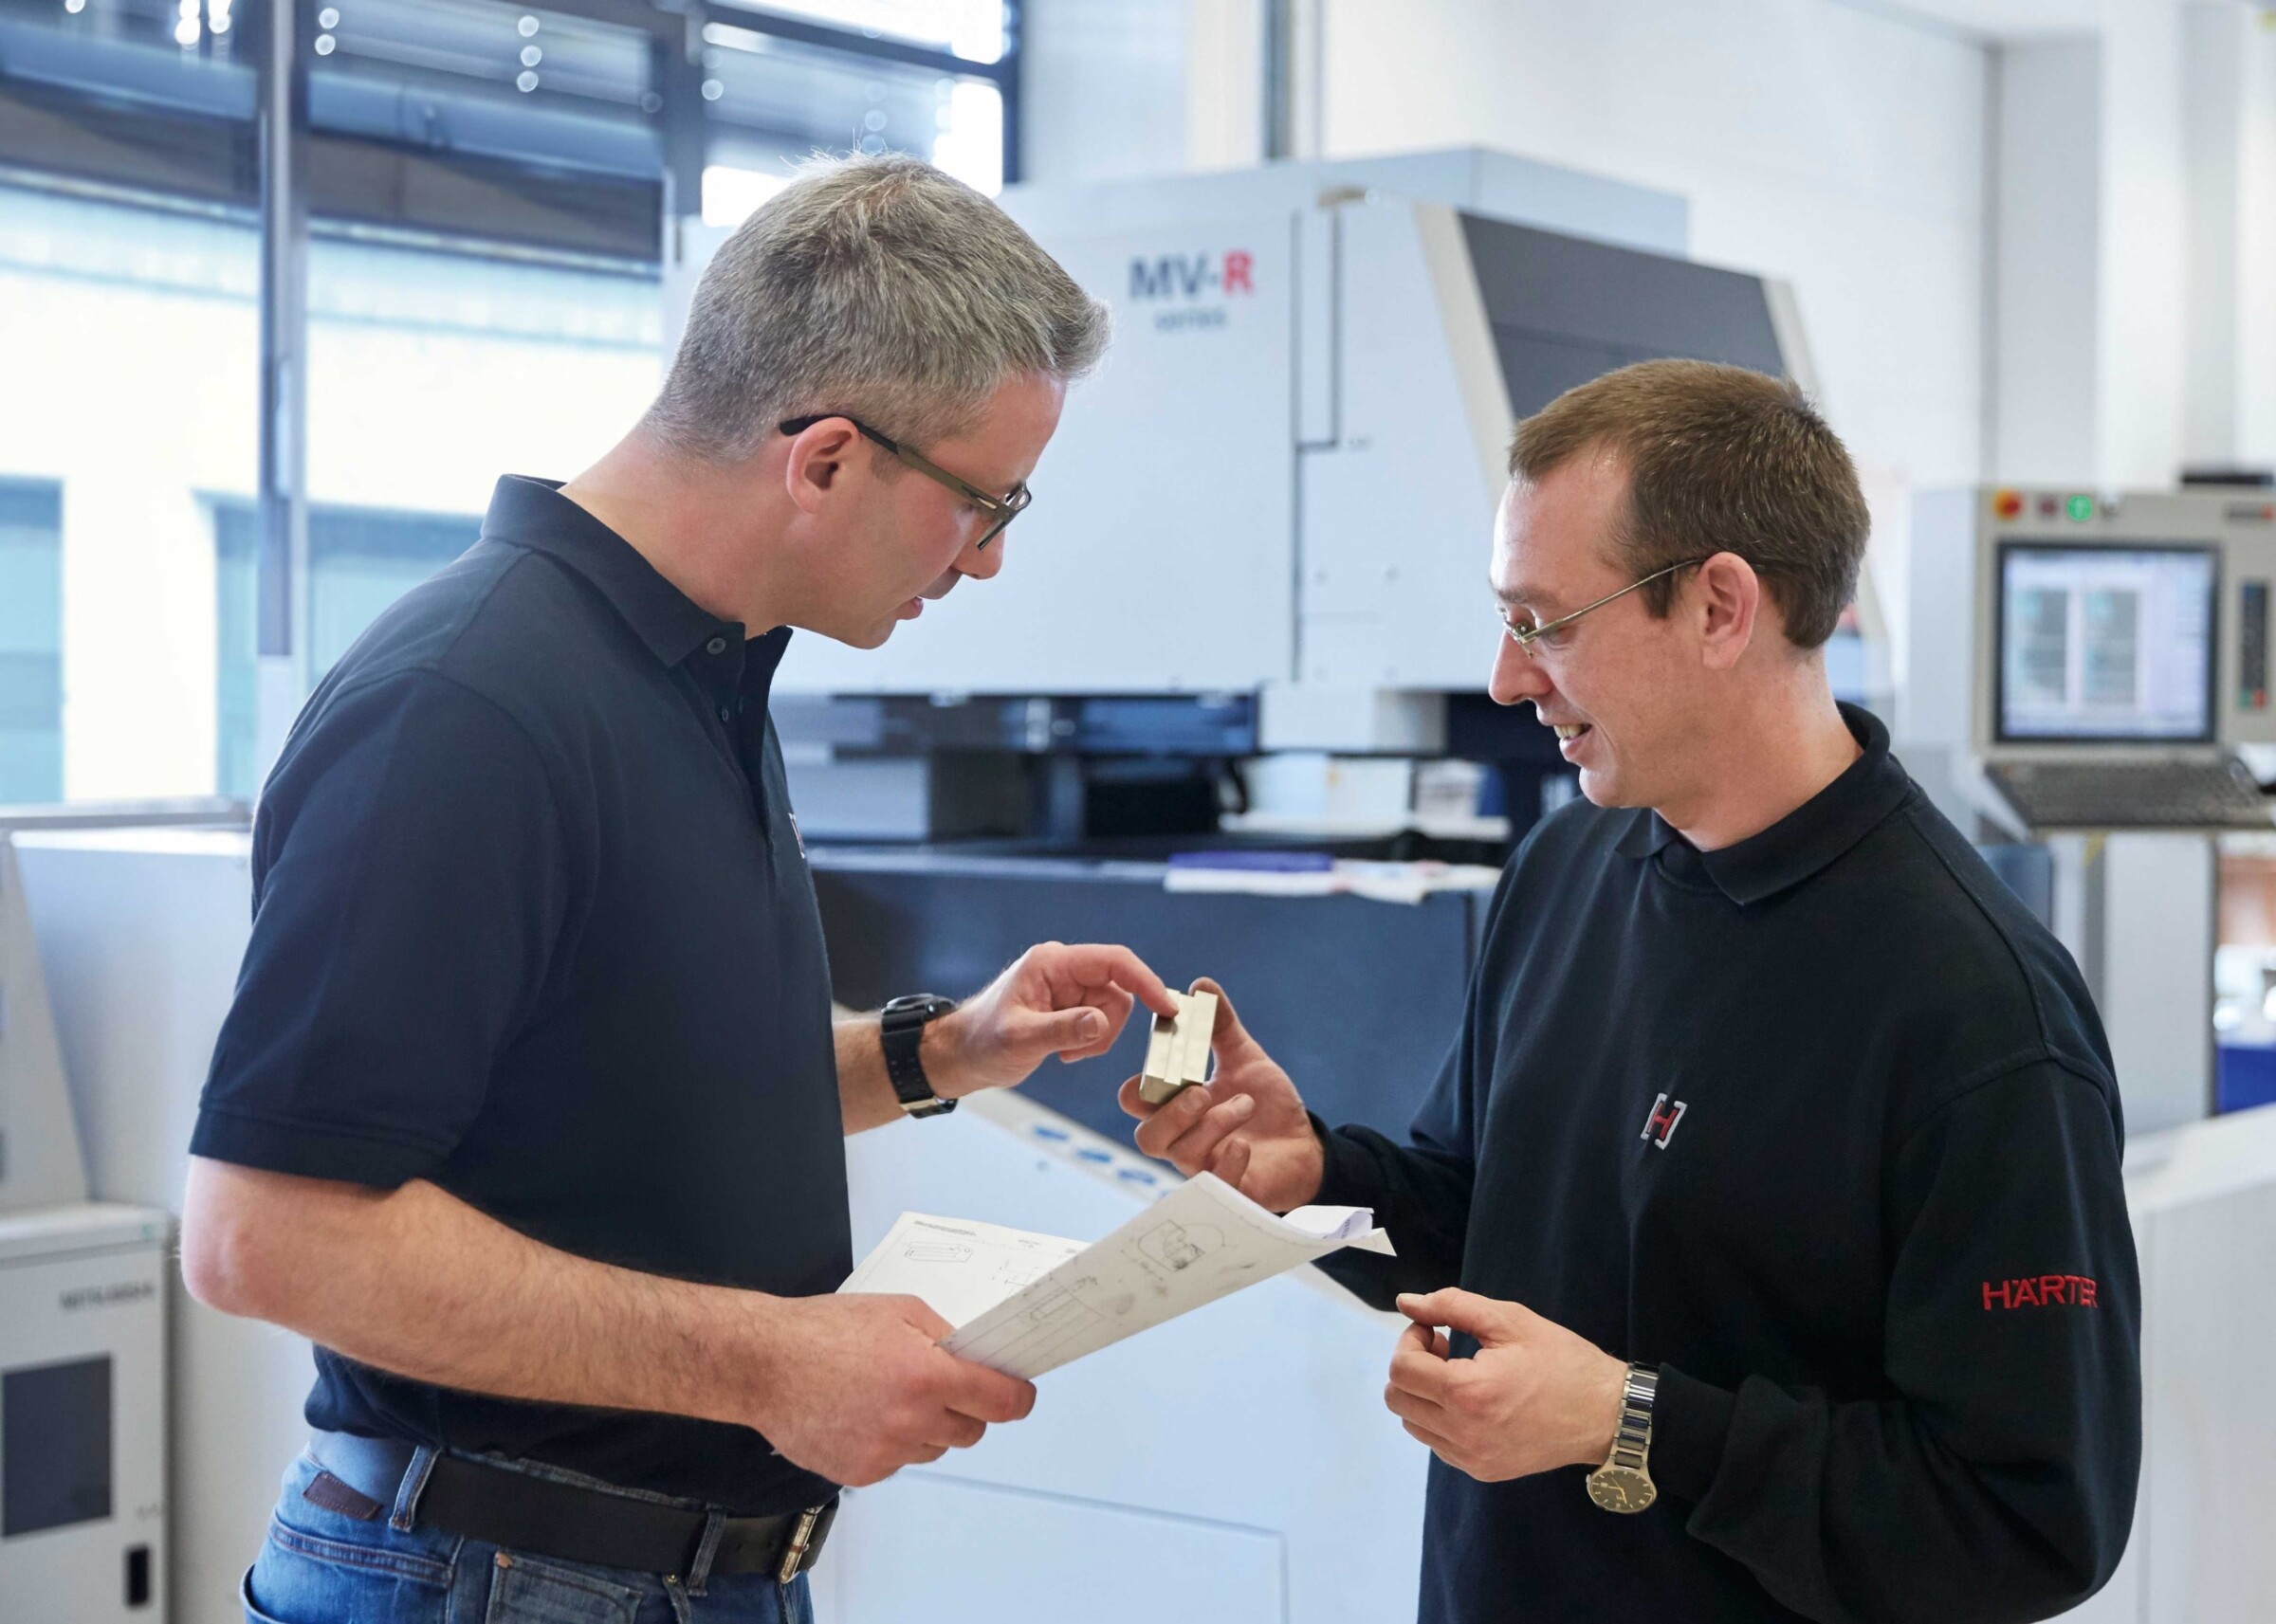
[1397,1288,1522,1346]
[1055,944,1178,1016]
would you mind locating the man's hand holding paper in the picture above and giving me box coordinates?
[841,1176,1390,1381]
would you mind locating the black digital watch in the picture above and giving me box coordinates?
[878,994,959,1118]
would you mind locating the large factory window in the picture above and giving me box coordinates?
[699,9,1011,222]
[0,480,63,806]
[0,184,259,802]
[0,0,1019,805]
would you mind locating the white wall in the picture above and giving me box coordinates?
[1012,0,1995,691]
[1988,1,2276,490]
[1993,36,2104,484]
[1304,0,1992,493]
[1020,0,1191,185]
[2095,0,2190,488]
[2183,0,2276,474]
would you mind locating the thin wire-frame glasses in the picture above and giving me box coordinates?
[779,414,1033,550]
[1501,556,1714,654]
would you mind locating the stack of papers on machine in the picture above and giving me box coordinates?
[1163,851,1504,905]
[840,1173,1395,1379]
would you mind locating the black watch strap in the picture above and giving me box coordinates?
[879,994,958,1118]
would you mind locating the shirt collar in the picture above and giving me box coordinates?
[1612,703,1913,905]
[481,475,743,669]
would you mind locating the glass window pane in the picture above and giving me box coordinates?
[711,0,1007,65]
[0,0,256,204]
[0,480,63,805]
[4,0,1016,804]
[0,0,254,87]
[701,25,1003,204]
[306,0,662,260]
[313,0,652,118]
[0,182,257,802]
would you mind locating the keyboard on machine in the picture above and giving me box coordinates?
[1985,757,2275,830]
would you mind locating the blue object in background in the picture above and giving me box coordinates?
[1166,849,1334,873]
[813,851,1483,1152]
[2218,1044,2276,1115]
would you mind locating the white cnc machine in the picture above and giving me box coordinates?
[0,831,171,1622]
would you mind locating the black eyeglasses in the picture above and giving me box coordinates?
[779,414,1033,551]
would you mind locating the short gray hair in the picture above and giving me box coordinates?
[646,153,1110,463]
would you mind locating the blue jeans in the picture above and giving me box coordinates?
[242,1449,817,1624]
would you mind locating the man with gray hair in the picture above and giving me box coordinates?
[181,155,1175,1624]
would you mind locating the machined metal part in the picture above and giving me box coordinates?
[1138,989,1218,1106]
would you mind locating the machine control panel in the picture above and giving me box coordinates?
[1973,489,2276,755]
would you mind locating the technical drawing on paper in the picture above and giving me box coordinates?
[843,1178,1395,1381]
[921,1174,1396,1380]
[836,1213,1086,1329]
[945,1280,1109,1376]
[1025,1278,1099,1326]
[904,1243,974,1266]
[1137,1219,1221,1272]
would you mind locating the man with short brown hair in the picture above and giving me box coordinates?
[1128,359,2140,1622]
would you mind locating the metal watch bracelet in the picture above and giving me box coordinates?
[1585,1363,1660,1514]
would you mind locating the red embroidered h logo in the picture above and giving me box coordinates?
[1641,1093,1688,1149]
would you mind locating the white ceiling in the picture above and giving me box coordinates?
[1874,0,2271,42]
[1870,0,2098,40]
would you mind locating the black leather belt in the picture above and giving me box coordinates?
[304,1431,836,1583]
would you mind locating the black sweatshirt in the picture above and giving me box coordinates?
[1312,706,2139,1624]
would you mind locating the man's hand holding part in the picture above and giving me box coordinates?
[1120,976,1326,1213]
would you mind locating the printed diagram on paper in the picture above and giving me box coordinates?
[840,1174,1394,1380]
[838,1213,1087,1330]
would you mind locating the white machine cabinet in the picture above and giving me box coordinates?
[0,1201,171,1623]
[717,151,1807,750]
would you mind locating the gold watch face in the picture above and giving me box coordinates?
[1587,1465,1658,1514]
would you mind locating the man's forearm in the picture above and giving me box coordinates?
[835,1013,902,1133]
[182,1157,772,1430]
[834,1012,966,1134]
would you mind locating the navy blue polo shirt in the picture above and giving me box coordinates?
[191,476,845,1514]
[1314,705,2139,1623]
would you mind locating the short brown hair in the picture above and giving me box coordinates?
[1507,359,1867,648]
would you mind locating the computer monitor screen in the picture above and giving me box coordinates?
[1995,543,2217,742]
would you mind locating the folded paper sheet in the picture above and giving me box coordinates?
[840,1173,1395,1379]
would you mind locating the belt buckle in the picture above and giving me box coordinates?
[776,1506,823,1584]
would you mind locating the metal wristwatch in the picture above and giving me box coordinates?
[1585,1363,1659,1514]
[879,994,959,1118]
